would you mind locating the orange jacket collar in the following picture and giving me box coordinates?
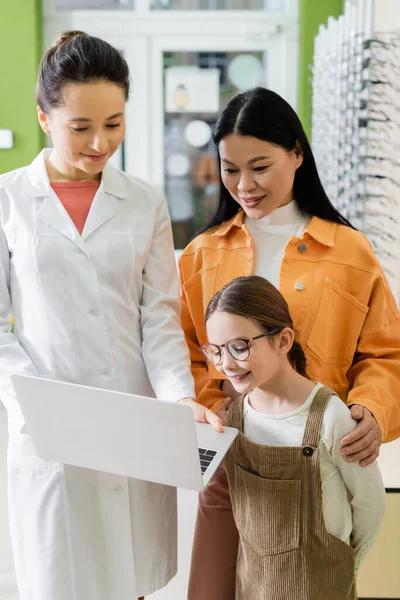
[212,208,337,248]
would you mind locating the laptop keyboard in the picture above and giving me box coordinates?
[199,448,217,475]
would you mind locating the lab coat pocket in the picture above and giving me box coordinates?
[307,278,369,367]
[234,466,301,556]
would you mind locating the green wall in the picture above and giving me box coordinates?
[0,0,43,175]
[298,0,344,138]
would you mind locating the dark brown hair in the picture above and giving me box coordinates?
[205,276,308,377]
[36,30,130,113]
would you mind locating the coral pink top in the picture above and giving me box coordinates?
[50,180,100,234]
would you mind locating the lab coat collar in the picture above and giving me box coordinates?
[23,149,52,197]
[101,160,130,199]
[24,150,129,244]
[23,149,130,199]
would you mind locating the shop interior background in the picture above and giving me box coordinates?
[0,1,399,598]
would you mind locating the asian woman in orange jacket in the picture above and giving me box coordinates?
[178,88,400,599]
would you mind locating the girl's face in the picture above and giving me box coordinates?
[37,81,126,180]
[219,134,303,220]
[205,311,293,395]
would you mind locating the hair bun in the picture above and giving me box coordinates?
[53,30,89,48]
[37,30,130,112]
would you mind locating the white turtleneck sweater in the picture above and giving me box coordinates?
[244,200,309,286]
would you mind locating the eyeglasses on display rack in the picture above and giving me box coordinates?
[311,1,400,302]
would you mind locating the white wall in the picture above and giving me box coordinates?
[373,0,400,31]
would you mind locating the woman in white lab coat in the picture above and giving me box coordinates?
[0,31,220,600]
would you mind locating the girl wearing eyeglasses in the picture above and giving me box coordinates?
[179,87,400,599]
[201,275,385,600]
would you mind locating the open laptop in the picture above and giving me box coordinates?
[11,374,238,491]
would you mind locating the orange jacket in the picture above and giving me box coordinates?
[179,210,400,443]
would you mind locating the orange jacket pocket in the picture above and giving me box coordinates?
[307,278,369,366]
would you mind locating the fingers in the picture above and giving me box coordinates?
[346,440,380,465]
[224,396,233,410]
[205,408,224,432]
[350,404,364,420]
[342,438,381,464]
[217,408,229,427]
[340,406,381,466]
[361,447,380,467]
[341,406,377,447]
[341,428,377,457]
[341,419,371,447]
[183,399,207,423]
[178,396,225,432]
[215,397,233,427]
[182,399,224,432]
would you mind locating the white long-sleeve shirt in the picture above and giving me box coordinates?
[244,384,386,571]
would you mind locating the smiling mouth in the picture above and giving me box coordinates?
[83,152,109,160]
[227,372,250,383]
[239,195,266,206]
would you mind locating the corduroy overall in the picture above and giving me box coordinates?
[224,386,357,600]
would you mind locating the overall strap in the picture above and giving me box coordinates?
[302,386,335,448]
[227,395,245,432]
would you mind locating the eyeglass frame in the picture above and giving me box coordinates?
[200,327,282,366]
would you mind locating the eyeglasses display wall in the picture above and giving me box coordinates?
[312,0,400,302]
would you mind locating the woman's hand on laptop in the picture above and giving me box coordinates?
[177,397,224,432]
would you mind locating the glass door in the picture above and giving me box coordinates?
[163,50,266,248]
[150,32,297,248]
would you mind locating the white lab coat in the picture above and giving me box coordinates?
[0,149,196,600]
